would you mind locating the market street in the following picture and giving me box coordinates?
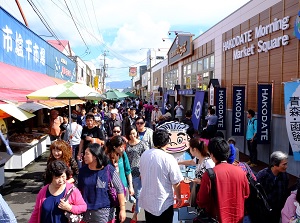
[1,149,146,223]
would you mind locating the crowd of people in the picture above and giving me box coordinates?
[1,98,299,223]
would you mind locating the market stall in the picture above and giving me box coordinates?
[0,132,48,170]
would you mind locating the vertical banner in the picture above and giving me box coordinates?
[216,88,226,130]
[232,86,245,136]
[192,91,205,130]
[257,84,272,144]
[284,81,300,161]
[162,92,168,114]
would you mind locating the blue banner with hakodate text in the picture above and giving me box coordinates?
[257,84,272,144]
[216,88,226,130]
[231,86,245,136]
[192,91,205,130]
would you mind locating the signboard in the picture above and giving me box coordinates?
[216,88,226,130]
[129,67,137,77]
[191,91,205,130]
[0,7,75,81]
[223,15,291,60]
[232,86,245,136]
[257,84,272,144]
[168,34,193,65]
[178,89,194,95]
[284,81,300,161]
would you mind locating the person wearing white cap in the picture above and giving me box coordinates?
[104,108,122,139]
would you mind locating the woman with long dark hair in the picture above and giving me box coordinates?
[125,125,148,223]
[106,135,134,223]
[78,143,126,223]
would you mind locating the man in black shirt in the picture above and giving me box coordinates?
[77,113,105,163]
[182,110,195,138]
[123,107,138,135]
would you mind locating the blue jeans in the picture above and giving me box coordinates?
[131,176,142,213]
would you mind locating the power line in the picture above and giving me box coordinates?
[63,0,90,54]
[26,0,63,46]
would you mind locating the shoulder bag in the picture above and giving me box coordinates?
[193,168,218,223]
[107,165,119,207]
[63,186,83,223]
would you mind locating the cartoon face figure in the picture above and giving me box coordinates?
[157,121,190,153]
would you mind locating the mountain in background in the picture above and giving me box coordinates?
[106,80,132,90]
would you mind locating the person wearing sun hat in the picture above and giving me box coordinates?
[104,108,122,139]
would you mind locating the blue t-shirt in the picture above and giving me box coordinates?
[139,130,146,140]
[78,165,113,210]
[246,118,257,140]
[41,187,67,223]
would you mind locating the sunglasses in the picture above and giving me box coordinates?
[135,122,145,125]
[113,130,121,133]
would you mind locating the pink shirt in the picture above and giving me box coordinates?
[29,183,87,223]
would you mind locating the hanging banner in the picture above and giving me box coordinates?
[257,84,272,144]
[284,81,300,161]
[232,86,245,136]
[216,88,226,130]
[162,92,168,114]
[192,91,205,130]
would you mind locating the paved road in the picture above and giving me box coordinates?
[1,149,147,223]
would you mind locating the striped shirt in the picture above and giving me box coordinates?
[139,149,183,216]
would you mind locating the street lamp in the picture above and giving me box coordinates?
[162,37,174,42]
[168,30,192,35]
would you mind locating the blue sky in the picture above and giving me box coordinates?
[1,0,250,82]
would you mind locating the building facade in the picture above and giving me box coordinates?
[152,0,300,176]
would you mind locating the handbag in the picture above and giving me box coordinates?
[173,180,191,208]
[107,165,119,207]
[193,168,218,223]
[63,186,83,223]
[189,182,199,207]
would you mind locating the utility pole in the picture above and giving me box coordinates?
[101,50,109,92]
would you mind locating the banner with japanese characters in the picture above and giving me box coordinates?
[257,84,272,144]
[232,86,245,136]
[0,7,75,81]
[284,81,300,161]
[216,88,226,130]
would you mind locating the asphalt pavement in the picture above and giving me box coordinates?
[0,149,146,223]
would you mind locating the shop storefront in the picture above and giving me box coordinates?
[0,6,78,176]
[153,0,300,176]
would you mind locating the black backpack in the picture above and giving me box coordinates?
[244,164,272,223]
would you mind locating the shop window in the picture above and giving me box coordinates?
[209,71,214,79]
[186,76,191,89]
[187,64,192,75]
[191,74,197,89]
[192,62,197,73]
[197,74,202,89]
[198,60,203,72]
[203,58,209,70]
[210,55,214,68]
[183,66,187,76]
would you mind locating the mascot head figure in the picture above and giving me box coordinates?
[157,121,190,153]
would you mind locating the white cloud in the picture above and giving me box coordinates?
[1,0,250,82]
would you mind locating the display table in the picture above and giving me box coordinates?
[0,133,48,170]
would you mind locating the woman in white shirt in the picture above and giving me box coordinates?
[179,138,214,183]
